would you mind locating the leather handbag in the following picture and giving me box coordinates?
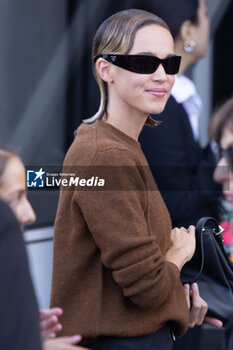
[181,217,233,325]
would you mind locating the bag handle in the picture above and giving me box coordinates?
[182,217,224,283]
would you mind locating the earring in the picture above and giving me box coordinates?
[184,40,196,53]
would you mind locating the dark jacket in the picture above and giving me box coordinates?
[0,199,42,350]
[139,95,222,228]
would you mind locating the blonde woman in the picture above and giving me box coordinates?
[50,9,216,349]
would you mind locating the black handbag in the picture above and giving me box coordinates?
[181,217,233,325]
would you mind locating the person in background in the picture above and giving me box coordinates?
[123,0,222,228]
[210,96,233,350]
[0,148,88,350]
[0,197,42,350]
[210,97,233,260]
[211,97,233,204]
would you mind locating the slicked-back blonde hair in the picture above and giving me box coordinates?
[84,8,171,126]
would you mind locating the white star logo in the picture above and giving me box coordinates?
[34,168,45,181]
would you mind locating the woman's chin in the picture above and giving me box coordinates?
[147,104,167,116]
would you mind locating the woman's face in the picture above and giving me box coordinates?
[191,0,210,59]
[109,24,175,117]
[0,156,36,231]
[214,126,233,204]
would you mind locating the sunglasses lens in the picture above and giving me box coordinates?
[123,55,180,75]
[114,55,159,74]
[163,56,181,74]
[104,55,181,75]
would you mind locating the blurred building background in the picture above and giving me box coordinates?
[0,0,232,313]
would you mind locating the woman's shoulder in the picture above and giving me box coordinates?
[64,121,142,167]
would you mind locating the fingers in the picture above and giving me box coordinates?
[41,323,63,342]
[184,284,190,309]
[204,316,223,328]
[43,335,89,350]
[41,331,56,343]
[40,313,63,341]
[53,335,82,345]
[40,315,60,330]
[187,283,223,329]
[40,308,63,320]
[188,283,208,328]
[187,225,195,235]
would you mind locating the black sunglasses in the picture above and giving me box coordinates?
[93,54,181,75]
[217,145,233,171]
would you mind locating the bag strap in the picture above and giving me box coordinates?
[194,217,224,280]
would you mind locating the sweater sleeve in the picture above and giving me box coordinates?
[75,148,185,310]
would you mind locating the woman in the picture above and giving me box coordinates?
[50,9,212,349]
[211,97,233,202]
[124,0,222,228]
[0,148,87,350]
[210,97,233,350]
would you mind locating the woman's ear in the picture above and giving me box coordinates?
[180,20,194,42]
[96,58,114,83]
[180,20,196,53]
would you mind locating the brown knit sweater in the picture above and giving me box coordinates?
[50,120,189,343]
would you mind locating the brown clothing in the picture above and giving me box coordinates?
[50,120,189,342]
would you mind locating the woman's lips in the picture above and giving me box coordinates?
[146,88,166,98]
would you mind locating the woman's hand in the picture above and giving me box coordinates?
[40,307,63,341]
[184,283,208,327]
[184,283,223,328]
[165,225,196,270]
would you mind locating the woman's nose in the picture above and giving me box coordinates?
[151,63,167,81]
[21,199,37,228]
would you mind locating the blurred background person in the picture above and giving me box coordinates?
[0,148,88,350]
[211,97,233,258]
[210,96,233,350]
[0,197,42,350]
[211,97,233,204]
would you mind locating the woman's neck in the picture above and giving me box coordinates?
[104,96,148,141]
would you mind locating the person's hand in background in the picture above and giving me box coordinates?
[43,335,89,350]
[40,307,63,341]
